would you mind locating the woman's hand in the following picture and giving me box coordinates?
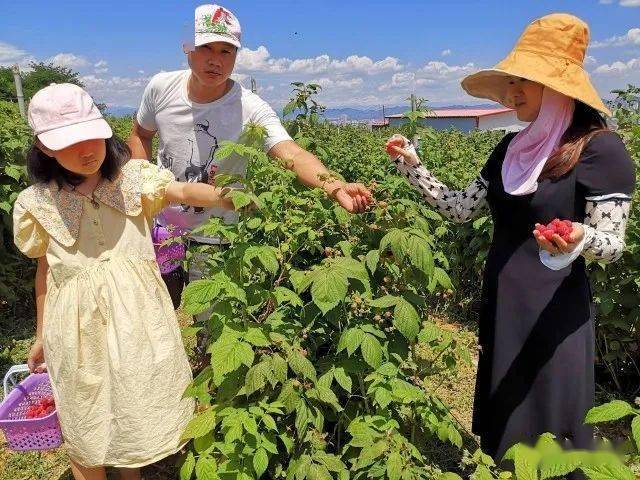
[27,339,47,373]
[385,134,420,167]
[533,222,585,255]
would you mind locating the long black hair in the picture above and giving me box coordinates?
[26,135,131,188]
[540,101,609,180]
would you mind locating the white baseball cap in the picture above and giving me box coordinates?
[27,83,112,151]
[194,4,242,49]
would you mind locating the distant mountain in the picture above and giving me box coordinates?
[106,102,502,121]
[105,106,136,117]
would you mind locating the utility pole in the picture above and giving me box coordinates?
[12,64,26,118]
[250,77,257,93]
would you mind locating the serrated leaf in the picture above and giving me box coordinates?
[244,327,271,347]
[585,400,635,424]
[181,408,217,440]
[229,190,252,209]
[308,463,332,480]
[212,340,255,376]
[365,249,380,274]
[244,246,279,275]
[180,451,196,480]
[245,361,270,395]
[333,367,352,393]
[406,233,433,276]
[182,279,222,314]
[539,452,584,479]
[289,351,317,382]
[274,287,303,307]
[253,448,269,478]
[393,298,420,341]
[338,328,365,356]
[374,387,393,409]
[369,295,400,309]
[195,456,219,480]
[354,439,387,469]
[310,266,349,314]
[271,354,289,385]
[631,415,640,452]
[387,452,403,480]
[361,334,383,368]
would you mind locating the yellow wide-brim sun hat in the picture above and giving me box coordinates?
[461,13,611,117]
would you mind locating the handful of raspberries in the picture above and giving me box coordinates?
[25,396,55,419]
[535,219,574,242]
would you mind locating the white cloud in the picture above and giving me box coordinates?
[94,59,108,74]
[585,55,598,66]
[600,0,640,5]
[313,77,364,89]
[0,41,36,69]
[420,61,477,78]
[593,57,640,75]
[236,46,402,75]
[138,70,145,75]
[441,49,452,57]
[45,53,90,69]
[592,28,640,48]
[0,41,26,62]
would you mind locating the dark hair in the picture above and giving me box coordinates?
[540,101,608,180]
[26,136,131,187]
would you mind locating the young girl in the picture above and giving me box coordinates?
[13,83,235,480]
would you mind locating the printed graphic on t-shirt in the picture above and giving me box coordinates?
[160,119,221,214]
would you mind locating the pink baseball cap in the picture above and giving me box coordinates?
[194,4,242,49]
[27,83,113,151]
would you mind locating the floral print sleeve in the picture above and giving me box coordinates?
[393,144,488,223]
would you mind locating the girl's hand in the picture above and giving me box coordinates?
[385,134,420,167]
[533,222,585,255]
[27,339,47,373]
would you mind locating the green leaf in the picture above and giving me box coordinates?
[308,463,332,480]
[229,190,252,210]
[393,298,420,341]
[365,249,380,274]
[631,415,640,452]
[244,246,279,275]
[310,267,349,314]
[354,439,387,469]
[369,295,400,309]
[581,464,635,480]
[245,361,270,395]
[289,351,317,382]
[244,327,271,347]
[406,233,433,276]
[432,267,453,289]
[271,354,289,385]
[333,367,352,393]
[274,287,303,307]
[513,445,540,480]
[584,400,635,424]
[182,279,222,314]
[212,340,255,376]
[338,328,365,356]
[253,448,269,478]
[539,452,584,479]
[380,229,408,260]
[387,452,403,480]
[214,141,238,160]
[180,451,196,480]
[438,474,462,480]
[361,334,383,368]
[374,387,393,409]
[180,408,217,440]
[195,456,219,480]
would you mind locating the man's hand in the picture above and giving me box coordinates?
[325,181,372,213]
[268,140,372,214]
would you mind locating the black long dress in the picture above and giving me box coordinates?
[472,131,635,460]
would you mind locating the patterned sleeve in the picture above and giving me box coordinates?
[393,143,488,223]
[540,132,635,270]
[12,199,49,258]
[582,196,632,262]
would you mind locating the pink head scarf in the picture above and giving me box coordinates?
[502,88,575,196]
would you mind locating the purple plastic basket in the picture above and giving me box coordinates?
[0,367,63,451]
[152,224,186,274]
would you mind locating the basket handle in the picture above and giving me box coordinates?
[3,364,31,399]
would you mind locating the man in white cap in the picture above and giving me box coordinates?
[128,4,371,300]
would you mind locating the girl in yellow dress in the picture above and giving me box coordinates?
[13,83,234,480]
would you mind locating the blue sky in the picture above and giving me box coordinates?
[1,0,639,110]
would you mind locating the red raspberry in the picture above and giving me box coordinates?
[542,230,555,241]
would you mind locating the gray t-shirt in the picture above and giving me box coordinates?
[136,69,292,243]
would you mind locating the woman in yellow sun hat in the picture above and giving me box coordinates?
[386,13,635,462]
